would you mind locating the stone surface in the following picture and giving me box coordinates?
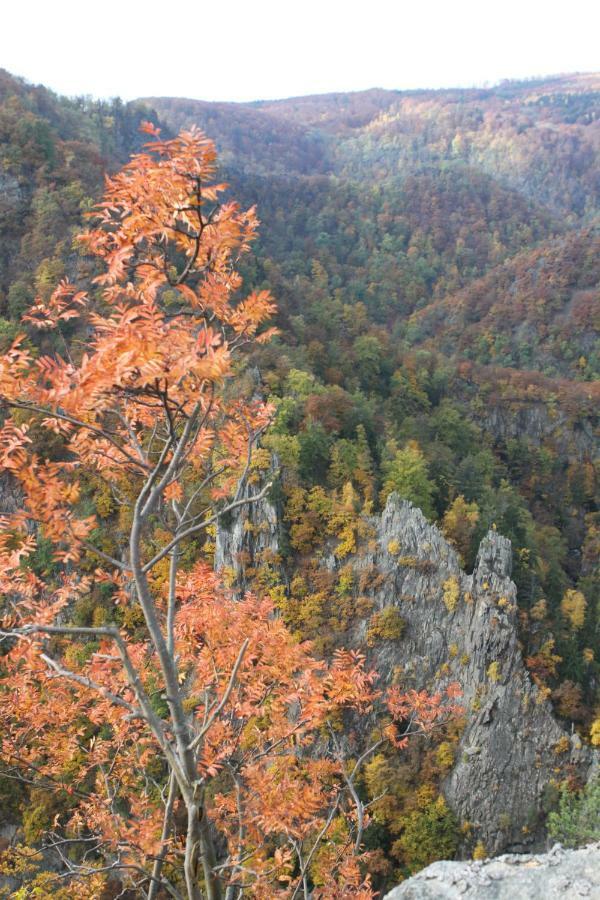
[383,843,600,898]
[0,472,22,516]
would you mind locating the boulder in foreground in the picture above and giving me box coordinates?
[383,843,600,899]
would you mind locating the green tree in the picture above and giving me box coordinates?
[380,440,435,518]
[547,778,600,848]
[394,792,458,872]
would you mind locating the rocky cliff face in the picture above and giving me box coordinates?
[217,492,598,855]
[346,496,597,854]
[479,400,598,462]
[215,480,282,594]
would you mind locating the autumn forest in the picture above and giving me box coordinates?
[0,68,598,898]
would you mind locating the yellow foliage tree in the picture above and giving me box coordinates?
[561,589,587,630]
[442,496,479,563]
[442,576,461,613]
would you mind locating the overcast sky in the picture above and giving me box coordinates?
[2,0,598,102]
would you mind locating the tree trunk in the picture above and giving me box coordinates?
[184,800,222,900]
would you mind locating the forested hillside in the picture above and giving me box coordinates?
[0,69,158,323]
[0,68,598,896]
[148,73,600,707]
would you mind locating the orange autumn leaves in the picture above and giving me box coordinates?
[0,126,461,898]
[0,126,275,573]
[1,561,460,895]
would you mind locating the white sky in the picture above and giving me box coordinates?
[1,0,598,102]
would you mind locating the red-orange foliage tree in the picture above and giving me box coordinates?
[0,127,459,899]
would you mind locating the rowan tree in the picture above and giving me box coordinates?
[0,126,460,899]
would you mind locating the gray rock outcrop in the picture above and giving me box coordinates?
[383,842,600,898]
[480,400,598,462]
[215,479,282,594]
[217,490,598,854]
[349,496,597,853]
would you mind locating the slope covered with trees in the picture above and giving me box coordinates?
[0,68,598,895]
[148,74,600,838]
[409,226,600,378]
[180,75,599,726]
[0,69,158,330]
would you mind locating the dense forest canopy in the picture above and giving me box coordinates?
[148,73,599,697]
[0,67,598,896]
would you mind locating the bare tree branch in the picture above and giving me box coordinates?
[142,483,272,573]
[39,652,142,717]
[3,400,150,472]
[189,639,249,752]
